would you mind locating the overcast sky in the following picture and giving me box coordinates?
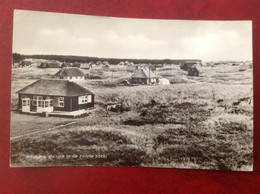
[13,10,252,62]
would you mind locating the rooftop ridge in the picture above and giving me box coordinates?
[17,79,93,96]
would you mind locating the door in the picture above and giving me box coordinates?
[22,98,30,113]
[36,96,44,113]
[31,95,43,112]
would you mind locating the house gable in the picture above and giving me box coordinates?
[131,68,157,79]
[55,68,85,80]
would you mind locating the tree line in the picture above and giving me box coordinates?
[13,53,201,65]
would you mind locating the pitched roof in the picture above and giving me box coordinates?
[48,62,60,68]
[39,62,60,68]
[17,79,94,96]
[73,62,81,68]
[80,63,91,69]
[180,62,202,71]
[55,67,85,77]
[61,62,73,67]
[20,61,32,66]
[131,67,157,78]
[189,63,201,71]
[180,62,197,68]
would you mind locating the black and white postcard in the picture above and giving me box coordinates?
[11,10,253,171]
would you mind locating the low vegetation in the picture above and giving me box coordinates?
[11,59,253,170]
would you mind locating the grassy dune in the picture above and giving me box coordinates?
[10,64,253,170]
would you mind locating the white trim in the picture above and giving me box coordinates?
[58,97,64,107]
[78,95,92,104]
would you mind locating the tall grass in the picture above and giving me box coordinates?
[11,64,253,170]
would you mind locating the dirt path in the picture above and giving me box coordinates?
[10,121,77,141]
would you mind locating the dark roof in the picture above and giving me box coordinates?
[180,63,196,68]
[180,62,201,71]
[17,79,94,97]
[20,61,32,66]
[131,68,157,78]
[61,62,73,67]
[48,62,60,68]
[188,66,199,71]
[80,63,92,69]
[73,62,81,68]
[39,62,60,68]
[55,68,85,77]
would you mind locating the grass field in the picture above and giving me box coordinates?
[10,63,253,170]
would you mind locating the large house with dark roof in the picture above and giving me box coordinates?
[17,79,94,114]
[131,67,157,85]
[55,67,85,81]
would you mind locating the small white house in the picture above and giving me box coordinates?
[55,67,85,81]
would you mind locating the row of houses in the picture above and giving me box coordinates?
[12,60,33,68]
[19,59,252,116]
[54,65,171,85]
[15,59,173,71]
[205,61,253,68]
[17,65,172,116]
[38,61,93,69]
[55,66,170,85]
[37,60,113,68]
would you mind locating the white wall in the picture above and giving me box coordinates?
[36,106,54,113]
[57,75,85,81]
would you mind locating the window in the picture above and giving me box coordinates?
[33,96,43,106]
[21,95,27,99]
[70,76,72,79]
[22,99,29,106]
[58,97,64,107]
[78,95,92,104]
[50,99,53,107]
[38,96,43,100]
[32,96,37,106]
[44,99,53,107]
[38,100,44,107]
[87,95,92,102]
[82,96,87,103]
